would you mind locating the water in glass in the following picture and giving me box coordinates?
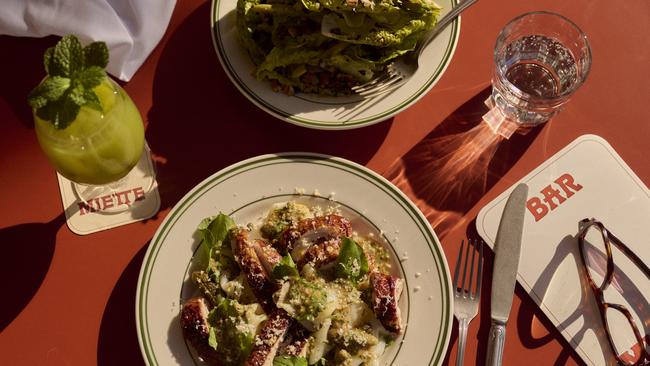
[490,12,591,127]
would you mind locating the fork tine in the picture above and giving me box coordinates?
[453,238,483,366]
[476,239,484,297]
[352,72,393,92]
[453,239,464,291]
[460,237,471,295]
[468,239,477,298]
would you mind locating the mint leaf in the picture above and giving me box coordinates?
[43,47,55,75]
[273,356,308,366]
[35,101,57,122]
[68,83,87,106]
[36,96,81,129]
[54,96,81,129]
[29,35,111,129]
[29,95,49,110]
[28,76,71,108]
[53,35,84,77]
[83,88,103,112]
[335,237,369,281]
[78,66,106,89]
[83,41,109,68]
[272,254,299,280]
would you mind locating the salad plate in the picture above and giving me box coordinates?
[136,153,453,365]
[210,0,460,130]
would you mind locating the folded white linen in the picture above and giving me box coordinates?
[0,0,176,81]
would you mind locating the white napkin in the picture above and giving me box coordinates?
[0,0,176,81]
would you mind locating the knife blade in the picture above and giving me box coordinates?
[485,183,528,366]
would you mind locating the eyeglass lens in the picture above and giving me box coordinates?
[606,306,645,364]
[582,224,608,288]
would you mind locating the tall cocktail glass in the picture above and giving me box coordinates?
[35,76,144,184]
[29,35,155,214]
[34,74,153,211]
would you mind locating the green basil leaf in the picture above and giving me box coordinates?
[273,355,308,366]
[208,326,218,350]
[335,237,368,281]
[198,213,236,252]
[272,254,299,280]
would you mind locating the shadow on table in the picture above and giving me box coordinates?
[97,242,148,366]
[145,1,391,213]
[0,212,65,331]
[384,87,541,240]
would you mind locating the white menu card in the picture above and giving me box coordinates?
[477,134,650,365]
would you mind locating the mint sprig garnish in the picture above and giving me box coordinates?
[28,35,110,129]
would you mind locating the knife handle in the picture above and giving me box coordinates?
[485,320,506,366]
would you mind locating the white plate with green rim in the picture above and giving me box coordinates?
[136,153,453,366]
[210,0,460,130]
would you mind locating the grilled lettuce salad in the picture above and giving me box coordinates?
[236,0,442,95]
[180,201,405,366]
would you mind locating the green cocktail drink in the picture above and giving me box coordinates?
[35,77,144,185]
[29,34,150,198]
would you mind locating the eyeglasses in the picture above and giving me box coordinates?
[577,218,650,365]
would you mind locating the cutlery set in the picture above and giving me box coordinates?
[453,183,528,366]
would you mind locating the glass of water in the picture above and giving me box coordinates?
[485,11,591,134]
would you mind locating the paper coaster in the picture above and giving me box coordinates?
[476,134,650,365]
[58,147,160,235]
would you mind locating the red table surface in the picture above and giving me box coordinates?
[1,0,649,365]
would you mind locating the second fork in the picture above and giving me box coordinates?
[453,238,484,366]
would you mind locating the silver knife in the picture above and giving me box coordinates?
[485,183,529,366]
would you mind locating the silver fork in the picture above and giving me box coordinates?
[352,0,478,97]
[453,238,483,366]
